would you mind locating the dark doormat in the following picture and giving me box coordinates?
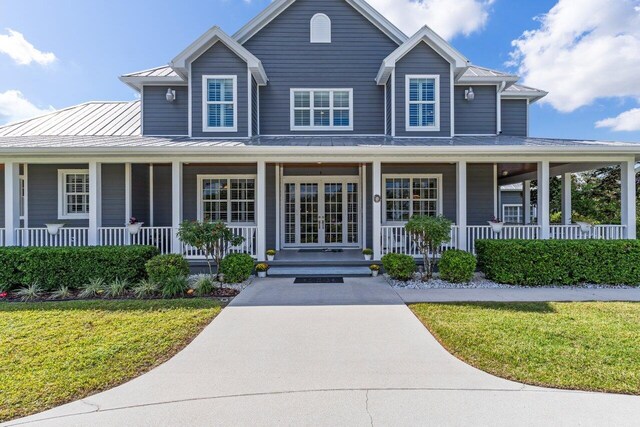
[298,248,344,253]
[294,277,345,284]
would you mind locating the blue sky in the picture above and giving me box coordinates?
[0,0,639,142]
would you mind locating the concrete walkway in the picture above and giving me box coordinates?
[8,277,640,426]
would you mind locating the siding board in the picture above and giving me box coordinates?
[101,164,125,227]
[142,86,188,136]
[501,99,528,136]
[454,85,497,135]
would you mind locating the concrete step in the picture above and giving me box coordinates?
[268,266,372,277]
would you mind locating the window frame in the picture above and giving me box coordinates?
[382,174,443,225]
[405,74,440,132]
[202,75,238,133]
[197,174,257,225]
[58,169,90,220]
[502,203,524,224]
[310,13,331,43]
[290,88,354,131]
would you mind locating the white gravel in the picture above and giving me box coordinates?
[188,274,253,291]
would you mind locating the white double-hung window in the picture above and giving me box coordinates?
[58,169,90,219]
[383,175,442,223]
[198,176,256,224]
[405,75,439,131]
[291,89,353,131]
[202,75,237,132]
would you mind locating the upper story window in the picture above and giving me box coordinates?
[290,89,353,131]
[202,75,237,132]
[405,75,440,132]
[310,13,331,43]
[58,169,90,219]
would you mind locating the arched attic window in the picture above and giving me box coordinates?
[310,13,331,43]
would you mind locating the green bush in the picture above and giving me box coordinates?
[219,253,254,283]
[439,250,476,283]
[381,253,416,281]
[161,276,189,298]
[145,254,190,284]
[476,239,640,286]
[0,246,158,291]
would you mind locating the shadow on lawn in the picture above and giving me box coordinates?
[440,302,557,314]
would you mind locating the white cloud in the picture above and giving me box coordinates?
[0,29,56,66]
[367,0,494,40]
[595,108,640,131]
[508,0,640,113]
[0,90,54,125]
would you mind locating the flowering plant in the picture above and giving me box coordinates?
[488,216,503,224]
[0,291,7,298]
[255,263,270,272]
[128,217,139,225]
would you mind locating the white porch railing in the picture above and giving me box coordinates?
[466,225,541,254]
[550,224,626,240]
[0,228,4,246]
[99,227,174,254]
[15,227,89,247]
[380,225,458,257]
[181,225,258,259]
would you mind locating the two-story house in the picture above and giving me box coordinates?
[0,0,637,265]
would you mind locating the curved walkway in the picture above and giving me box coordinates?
[7,278,640,426]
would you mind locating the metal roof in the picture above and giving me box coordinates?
[461,65,515,78]
[121,65,178,78]
[500,183,523,191]
[0,102,141,137]
[502,83,548,103]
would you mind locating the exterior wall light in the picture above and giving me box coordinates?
[166,88,176,103]
[464,87,475,101]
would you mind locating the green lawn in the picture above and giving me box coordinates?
[410,302,640,395]
[0,299,222,422]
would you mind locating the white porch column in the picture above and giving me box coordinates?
[88,162,102,246]
[372,160,382,260]
[124,163,132,244]
[523,180,531,224]
[537,161,550,239]
[4,163,21,246]
[621,159,637,239]
[561,172,572,225]
[171,161,183,254]
[456,161,467,251]
[256,160,266,261]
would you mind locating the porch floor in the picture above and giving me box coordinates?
[274,248,365,263]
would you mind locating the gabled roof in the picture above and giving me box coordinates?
[232,0,408,45]
[170,26,268,85]
[0,101,140,137]
[376,25,469,84]
[501,83,548,103]
[456,65,518,86]
[120,65,185,91]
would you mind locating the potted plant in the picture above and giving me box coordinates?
[127,217,144,235]
[487,217,504,234]
[362,248,373,261]
[45,223,64,236]
[266,249,276,261]
[576,221,594,234]
[369,264,380,277]
[255,263,269,278]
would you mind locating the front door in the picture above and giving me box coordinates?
[282,178,359,247]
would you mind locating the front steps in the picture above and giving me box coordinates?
[267,265,372,277]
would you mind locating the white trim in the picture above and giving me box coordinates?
[362,163,367,249]
[456,161,467,250]
[310,13,331,43]
[621,159,637,239]
[201,75,238,133]
[384,82,387,136]
[247,69,252,138]
[256,161,266,261]
[188,65,192,137]
[88,162,101,245]
[450,64,454,137]
[537,160,550,239]
[502,203,524,224]
[58,169,90,220]
[5,163,20,246]
[22,164,28,228]
[149,164,154,227]
[381,173,443,224]
[526,98,530,137]
[196,174,257,224]
[124,163,132,223]
[405,74,440,132]
[493,163,498,218]
[290,88,354,131]
[275,164,280,250]
[171,161,183,254]
[257,85,261,135]
[561,172,571,225]
[140,86,145,135]
[372,160,381,259]
[496,82,505,134]
[390,69,396,137]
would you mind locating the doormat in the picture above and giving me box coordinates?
[294,277,345,284]
[298,248,344,253]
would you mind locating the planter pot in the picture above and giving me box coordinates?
[576,221,593,234]
[45,223,64,236]
[267,254,275,261]
[257,271,267,278]
[127,222,144,235]
[488,221,504,234]
[364,254,372,261]
[371,270,379,277]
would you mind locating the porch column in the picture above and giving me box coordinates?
[88,162,102,246]
[171,161,183,254]
[456,161,467,251]
[523,180,531,224]
[124,163,132,244]
[621,159,637,239]
[4,162,21,246]
[256,160,266,261]
[372,160,382,260]
[537,161,550,239]
[561,173,572,225]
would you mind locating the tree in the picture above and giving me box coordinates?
[405,215,452,280]
[177,220,244,279]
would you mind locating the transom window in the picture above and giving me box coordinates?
[198,176,255,224]
[383,175,442,223]
[202,75,237,132]
[405,75,440,131]
[290,89,353,131]
[58,169,90,219]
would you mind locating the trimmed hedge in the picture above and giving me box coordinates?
[219,253,254,284]
[146,254,190,284]
[476,239,640,286]
[439,250,476,283]
[381,253,416,281]
[0,246,159,291]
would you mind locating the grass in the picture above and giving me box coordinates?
[0,299,222,422]
[410,302,640,395]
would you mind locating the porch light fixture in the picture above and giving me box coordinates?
[464,87,475,101]
[166,88,176,103]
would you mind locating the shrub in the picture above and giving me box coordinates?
[132,279,158,299]
[14,283,43,302]
[362,248,373,255]
[104,278,130,298]
[161,275,189,298]
[439,250,476,283]
[220,253,254,283]
[476,239,640,286]
[381,253,416,281]
[145,254,190,285]
[194,275,216,296]
[405,215,452,279]
[79,277,106,299]
[50,285,72,300]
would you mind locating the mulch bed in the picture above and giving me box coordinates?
[0,288,239,303]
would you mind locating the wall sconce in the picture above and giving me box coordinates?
[464,87,475,101]
[166,88,176,103]
[373,194,382,203]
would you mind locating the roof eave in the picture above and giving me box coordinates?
[118,76,187,92]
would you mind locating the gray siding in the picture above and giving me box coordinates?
[454,85,497,135]
[243,0,398,135]
[0,166,4,226]
[132,164,150,225]
[191,42,248,138]
[152,164,172,227]
[501,191,522,205]
[101,164,125,227]
[501,99,528,136]
[395,42,451,137]
[142,86,188,136]
[283,165,359,176]
[266,163,276,249]
[467,164,495,225]
[252,78,259,136]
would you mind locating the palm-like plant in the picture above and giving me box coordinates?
[15,283,43,302]
[79,277,106,299]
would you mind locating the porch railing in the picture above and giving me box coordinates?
[466,225,541,254]
[15,227,89,247]
[550,224,626,240]
[99,227,174,254]
[181,225,258,259]
[380,225,458,257]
